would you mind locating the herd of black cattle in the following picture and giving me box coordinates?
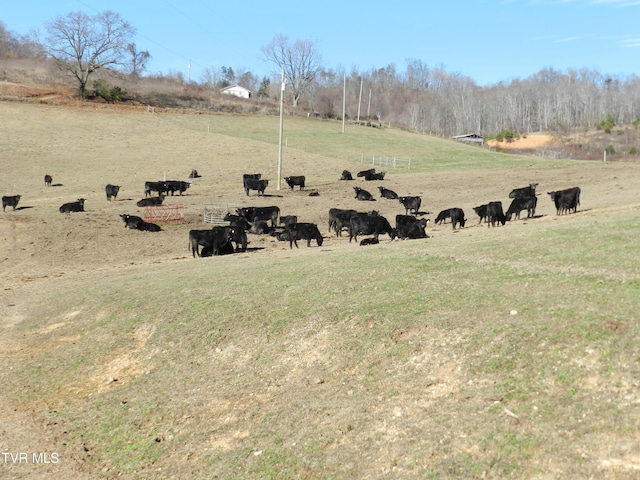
[1,168,581,258]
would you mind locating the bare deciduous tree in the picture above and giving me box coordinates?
[262,34,321,107]
[126,43,151,77]
[200,67,221,88]
[44,11,135,98]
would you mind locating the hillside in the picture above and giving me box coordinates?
[2,99,640,479]
[4,63,640,162]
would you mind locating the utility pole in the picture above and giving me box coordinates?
[342,74,346,133]
[357,77,363,122]
[277,68,285,190]
[188,61,191,83]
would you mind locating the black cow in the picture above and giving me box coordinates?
[509,183,538,199]
[329,209,383,237]
[473,204,489,224]
[548,187,581,215]
[238,206,280,227]
[231,227,248,252]
[165,180,190,196]
[395,214,418,229]
[221,215,249,252]
[249,220,274,235]
[434,209,451,225]
[137,221,161,232]
[339,170,353,181]
[435,208,466,229]
[329,208,358,236]
[354,186,376,201]
[44,174,52,187]
[211,226,235,255]
[486,201,507,227]
[224,213,252,231]
[120,214,161,232]
[136,195,164,207]
[399,196,421,215]
[244,178,269,196]
[224,221,247,251]
[378,186,398,199]
[284,176,306,191]
[397,218,429,239]
[506,195,537,220]
[189,227,233,257]
[2,195,21,212]
[360,237,379,246]
[201,240,235,257]
[120,214,144,228]
[348,214,396,243]
[59,198,85,213]
[450,208,466,229]
[364,171,385,181]
[286,222,324,248]
[188,169,201,178]
[357,168,376,178]
[105,184,120,201]
[145,181,168,197]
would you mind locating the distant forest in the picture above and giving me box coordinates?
[2,19,640,139]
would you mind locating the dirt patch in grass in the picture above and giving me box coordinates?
[486,133,555,150]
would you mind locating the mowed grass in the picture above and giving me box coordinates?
[2,102,640,478]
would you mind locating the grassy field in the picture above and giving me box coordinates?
[1,101,640,479]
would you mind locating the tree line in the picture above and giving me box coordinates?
[3,13,640,138]
[315,62,640,138]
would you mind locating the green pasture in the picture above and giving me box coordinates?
[11,207,640,479]
[155,111,562,172]
[3,102,639,478]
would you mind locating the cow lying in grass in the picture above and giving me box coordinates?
[120,214,162,232]
[59,198,85,213]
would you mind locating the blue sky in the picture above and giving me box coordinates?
[3,0,640,86]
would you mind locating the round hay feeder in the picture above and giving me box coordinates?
[203,203,243,225]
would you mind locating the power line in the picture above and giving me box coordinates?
[74,0,216,76]
[159,0,222,45]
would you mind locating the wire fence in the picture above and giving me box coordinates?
[360,154,411,169]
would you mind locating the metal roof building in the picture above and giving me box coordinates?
[451,133,484,145]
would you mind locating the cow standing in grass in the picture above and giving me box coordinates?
[2,195,21,212]
[284,175,306,191]
[399,196,421,215]
[285,222,323,248]
[548,187,581,215]
[105,184,120,201]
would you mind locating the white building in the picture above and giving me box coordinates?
[220,84,251,99]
